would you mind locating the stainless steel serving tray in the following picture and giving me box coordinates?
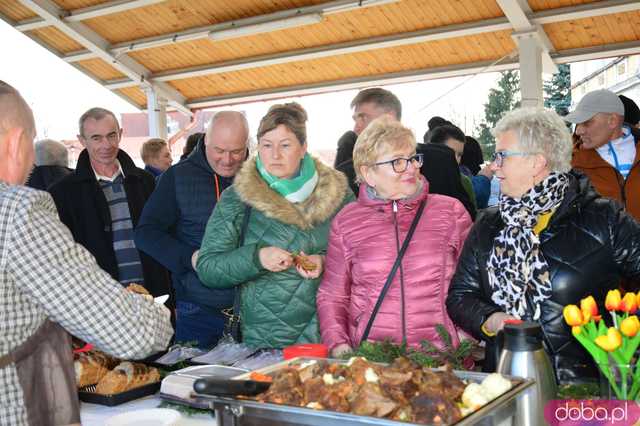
[195,357,534,426]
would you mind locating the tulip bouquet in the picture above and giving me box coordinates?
[563,290,640,400]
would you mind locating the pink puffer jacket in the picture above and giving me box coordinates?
[317,177,472,351]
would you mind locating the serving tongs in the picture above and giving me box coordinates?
[193,378,271,397]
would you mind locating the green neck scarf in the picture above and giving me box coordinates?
[256,153,318,203]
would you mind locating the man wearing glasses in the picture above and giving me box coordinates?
[50,108,170,300]
[564,89,640,221]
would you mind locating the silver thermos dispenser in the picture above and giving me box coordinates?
[496,321,557,426]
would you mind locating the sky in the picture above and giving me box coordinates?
[0,18,502,152]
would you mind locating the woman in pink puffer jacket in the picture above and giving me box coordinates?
[317,117,472,357]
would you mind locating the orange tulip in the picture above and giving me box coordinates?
[621,292,638,313]
[605,290,622,311]
[621,316,640,337]
[595,327,623,352]
[563,305,583,327]
[580,296,600,321]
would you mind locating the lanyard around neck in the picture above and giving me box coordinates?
[214,174,220,201]
[607,142,622,172]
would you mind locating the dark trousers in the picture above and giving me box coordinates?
[175,301,225,349]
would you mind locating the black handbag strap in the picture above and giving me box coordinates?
[359,199,426,345]
[228,205,251,340]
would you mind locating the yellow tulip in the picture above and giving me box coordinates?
[563,305,583,327]
[621,292,638,313]
[581,296,599,316]
[621,316,640,337]
[605,290,622,312]
[580,295,601,322]
[595,327,623,352]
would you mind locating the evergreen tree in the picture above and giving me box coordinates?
[476,70,520,157]
[544,64,571,117]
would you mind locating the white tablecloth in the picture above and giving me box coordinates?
[80,394,215,425]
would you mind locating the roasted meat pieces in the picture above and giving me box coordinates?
[254,357,479,425]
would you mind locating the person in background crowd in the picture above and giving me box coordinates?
[620,94,640,128]
[446,107,640,383]
[180,132,204,161]
[565,89,640,221]
[49,107,171,300]
[197,102,353,348]
[135,112,250,348]
[140,138,172,179]
[428,125,476,207]
[461,136,484,176]
[335,87,402,195]
[318,116,471,357]
[25,138,72,191]
[0,81,172,426]
[422,115,451,144]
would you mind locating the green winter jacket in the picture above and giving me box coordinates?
[196,156,354,348]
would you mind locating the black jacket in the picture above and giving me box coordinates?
[134,139,235,311]
[417,143,476,220]
[334,130,358,196]
[446,172,640,383]
[26,165,73,191]
[49,149,171,299]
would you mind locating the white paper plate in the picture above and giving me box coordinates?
[154,294,170,304]
[105,408,180,426]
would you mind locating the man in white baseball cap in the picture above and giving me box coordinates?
[566,89,640,220]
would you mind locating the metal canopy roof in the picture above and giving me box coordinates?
[2,0,640,112]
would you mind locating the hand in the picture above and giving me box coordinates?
[478,163,494,179]
[259,246,293,272]
[331,343,352,358]
[191,249,199,269]
[483,312,518,335]
[295,252,324,279]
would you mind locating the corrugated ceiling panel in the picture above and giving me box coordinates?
[544,11,640,50]
[169,30,515,99]
[81,0,326,44]
[117,86,147,107]
[56,0,108,8]
[28,26,85,52]
[127,0,503,74]
[76,58,127,80]
[527,0,601,12]
[0,0,39,21]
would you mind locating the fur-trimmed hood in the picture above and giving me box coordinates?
[234,156,350,230]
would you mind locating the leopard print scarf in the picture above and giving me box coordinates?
[487,172,569,320]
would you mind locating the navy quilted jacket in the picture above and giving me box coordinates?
[135,140,235,310]
[446,171,640,383]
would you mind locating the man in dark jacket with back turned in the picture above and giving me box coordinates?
[49,108,170,300]
[135,111,249,348]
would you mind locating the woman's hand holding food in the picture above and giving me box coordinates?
[294,251,324,279]
[259,246,293,272]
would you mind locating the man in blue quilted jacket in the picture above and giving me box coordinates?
[135,111,249,348]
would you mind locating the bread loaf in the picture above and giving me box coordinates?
[74,351,119,388]
[95,362,160,395]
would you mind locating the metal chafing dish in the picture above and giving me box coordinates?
[193,357,535,426]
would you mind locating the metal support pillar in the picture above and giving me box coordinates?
[145,86,168,139]
[514,30,544,108]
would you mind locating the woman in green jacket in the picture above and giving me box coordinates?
[196,102,354,348]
